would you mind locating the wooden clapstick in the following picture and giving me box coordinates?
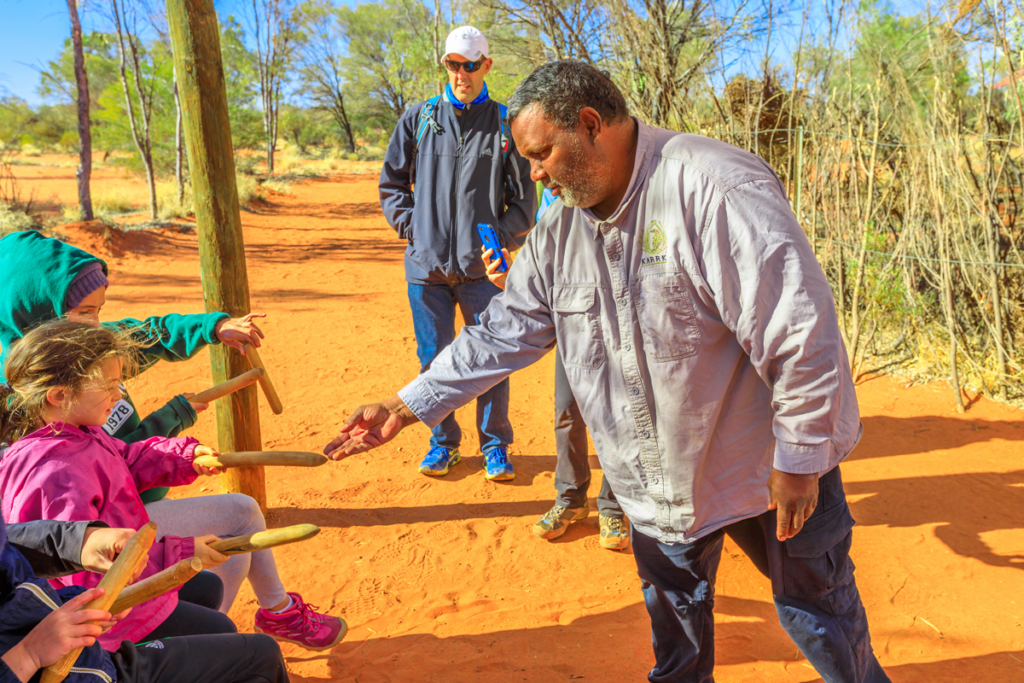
[208,524,320,556]
[109,557,203,615]
[190,368,264,404]
[194,451,327,469]
[41,523,157,683]
[243,343,283,415]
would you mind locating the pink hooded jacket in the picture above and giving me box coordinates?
[0,423,200,650]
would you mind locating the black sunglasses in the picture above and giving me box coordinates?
[444,58,485,74]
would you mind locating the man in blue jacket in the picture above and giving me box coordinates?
[379,26,536,481]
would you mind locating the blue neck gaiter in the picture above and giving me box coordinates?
[446,82,489,110]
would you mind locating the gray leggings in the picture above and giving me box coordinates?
[145,494,288,613]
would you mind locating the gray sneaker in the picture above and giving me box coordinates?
[599,515,630,550]
[532,504,589,540]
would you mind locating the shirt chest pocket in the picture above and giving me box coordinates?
[635,277,701,361]
[551,286,605,370]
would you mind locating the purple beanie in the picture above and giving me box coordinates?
[65,262,109,310]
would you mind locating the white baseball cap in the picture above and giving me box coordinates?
[441,26,489,63]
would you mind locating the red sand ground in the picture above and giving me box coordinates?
[21,169,1024,682]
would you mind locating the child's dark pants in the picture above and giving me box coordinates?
[112,633,288,683]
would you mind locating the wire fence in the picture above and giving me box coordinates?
[704,120,1024,407]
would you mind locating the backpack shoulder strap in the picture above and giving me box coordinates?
[415,95,443,151]
[498,102,510,164]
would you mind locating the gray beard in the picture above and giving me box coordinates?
[553,135,600,208]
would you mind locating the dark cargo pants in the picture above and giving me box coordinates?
[632,465,889,683]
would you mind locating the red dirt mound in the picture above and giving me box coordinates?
[56,220,194,260]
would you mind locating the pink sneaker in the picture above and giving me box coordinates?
[254,592,347,651]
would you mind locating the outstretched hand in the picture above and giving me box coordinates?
[767,468,819,542]
[323,396,420,460]
[215,313,266,352]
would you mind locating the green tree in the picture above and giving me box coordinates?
[220,15,264,152]
[339,0,437,130]
[293,0,356,151]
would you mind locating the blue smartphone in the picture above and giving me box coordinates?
[477,223,508,273]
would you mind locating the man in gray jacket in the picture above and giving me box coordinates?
[379,26,535,482]
[345,61,888,682]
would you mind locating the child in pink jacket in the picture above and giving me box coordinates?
[0,320,347,652]
[0,424,216,650]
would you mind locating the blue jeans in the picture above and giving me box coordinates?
[407,280,513,452]
[632,466,889,683]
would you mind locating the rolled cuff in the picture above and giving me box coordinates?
[398,379,447,429]
[772,440,832,475]
[178,535,196,561]
[173,441,201,485]
[168,395,198,433]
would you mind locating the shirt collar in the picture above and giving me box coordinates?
[581,118,654,237]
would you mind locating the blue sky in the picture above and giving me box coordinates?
[1,0,944,107]
[0,0,252,104]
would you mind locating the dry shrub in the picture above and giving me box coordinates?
[156,180,194,220]
[0,204,36,235]
[92,188,139,216]
[261,178,293,194]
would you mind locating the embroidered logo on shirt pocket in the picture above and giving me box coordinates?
[551,285,605,370]
[636,277,701,361]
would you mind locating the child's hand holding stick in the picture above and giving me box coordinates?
[192,445,225,476]
[193,535,230,570]
[2,588,126,683]
[80,527,136,576]
[40,523,156,683]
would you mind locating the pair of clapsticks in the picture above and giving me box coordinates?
[41,523,323,683]
[188,347,327,466]
[193,343,283,415]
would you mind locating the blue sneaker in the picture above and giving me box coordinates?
[419,446,461,476]
[483,447,514,481]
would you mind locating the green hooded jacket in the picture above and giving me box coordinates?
[0,230,229,503]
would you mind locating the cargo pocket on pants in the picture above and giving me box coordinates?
[782,501,856,600]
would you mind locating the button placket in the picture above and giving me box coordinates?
[607,228,668,524]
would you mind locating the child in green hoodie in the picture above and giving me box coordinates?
[0,231,332,645]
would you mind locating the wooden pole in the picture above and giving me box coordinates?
[166,0,266,511]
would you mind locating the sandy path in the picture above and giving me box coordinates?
[46,172,1024,682]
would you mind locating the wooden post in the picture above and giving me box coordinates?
[166,0,266,511]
